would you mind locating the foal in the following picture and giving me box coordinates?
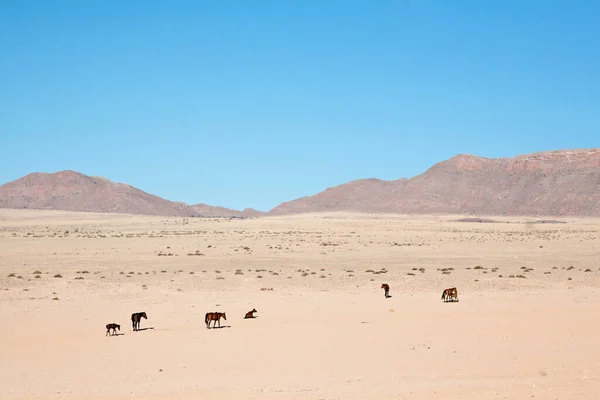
[244,308,257,319]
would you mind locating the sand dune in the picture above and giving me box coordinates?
[1,209,599,399]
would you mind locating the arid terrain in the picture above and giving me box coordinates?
[1,209,600,399]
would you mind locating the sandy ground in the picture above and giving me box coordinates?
[1,209,599,399]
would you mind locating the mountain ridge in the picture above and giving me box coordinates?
[1,148,599,217]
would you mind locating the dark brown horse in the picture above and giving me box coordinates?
[381,283,391,298]
[244,308,257,319]
[205,312,226,328]
[106,323,120,336]
[131,312,147,331]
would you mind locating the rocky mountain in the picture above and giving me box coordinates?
[0,170,249,217]
[269,149,600,217]
[1,149,598,218]
[190,203,264,218]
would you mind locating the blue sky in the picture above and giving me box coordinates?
[1,0,598,211]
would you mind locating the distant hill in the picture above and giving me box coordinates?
[190,203,264,218]
[1,149,599,218]
[268,149,600,217]
[0,170,251,217]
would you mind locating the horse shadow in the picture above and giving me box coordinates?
[136,327,155,331]
[208,325,231,329]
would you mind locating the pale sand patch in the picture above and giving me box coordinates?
[1,209,599,399]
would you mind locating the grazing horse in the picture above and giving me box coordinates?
[441,287,458,302]
[381,283,391,298]
[244,308,257,319]
[106,323,120,336]
[131,312,147,331]
[205,312,226,329]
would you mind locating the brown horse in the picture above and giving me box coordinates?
[381,283,391,298]
[205,312,227,328]
[106,323,120,336]
[244,308,257,319]
[131,312,147,331]
[441,287,458,302]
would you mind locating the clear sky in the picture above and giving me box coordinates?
[1,0,598,211]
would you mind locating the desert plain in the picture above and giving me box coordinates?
[1,209,599,399]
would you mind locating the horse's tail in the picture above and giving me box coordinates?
[205,312,210,326]
[441,290,446,300]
